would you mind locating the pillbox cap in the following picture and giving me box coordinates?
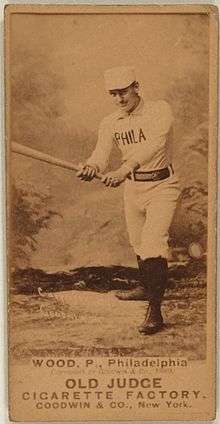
[104,66,136,90]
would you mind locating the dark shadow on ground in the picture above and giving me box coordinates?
[11,259,206,295]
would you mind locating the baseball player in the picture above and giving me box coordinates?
[77,66,180,335]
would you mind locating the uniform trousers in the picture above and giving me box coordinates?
[123,174,181,260]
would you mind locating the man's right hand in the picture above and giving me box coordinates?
[76,163,98,181]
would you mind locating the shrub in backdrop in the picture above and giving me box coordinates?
[170,180,208,249]
[11,181,60,268]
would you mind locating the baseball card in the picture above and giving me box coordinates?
[5,4,218,422]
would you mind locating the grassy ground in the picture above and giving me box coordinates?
[9,261,206,361]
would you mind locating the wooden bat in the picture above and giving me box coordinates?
[11,142,103,179]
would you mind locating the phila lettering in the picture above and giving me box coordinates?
[114,128,147,147]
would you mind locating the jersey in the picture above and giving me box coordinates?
[87,98,173,173]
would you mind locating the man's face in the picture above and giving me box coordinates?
[109,82,139,113]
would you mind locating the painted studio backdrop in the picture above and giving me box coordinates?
[10,12,208,359]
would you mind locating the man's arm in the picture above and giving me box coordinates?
[86,119,113,173]
[77,118,113,181]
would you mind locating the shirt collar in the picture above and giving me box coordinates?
[117,97,144,120]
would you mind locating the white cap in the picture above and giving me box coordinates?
[104,66,136,91]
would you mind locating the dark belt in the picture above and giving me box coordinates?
[127,165,173,182]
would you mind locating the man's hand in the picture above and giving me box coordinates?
[76,163,98,181]
[101,167,130,188]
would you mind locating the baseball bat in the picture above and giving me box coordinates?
[11,142,103,179]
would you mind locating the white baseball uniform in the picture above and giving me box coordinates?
[87,98,180,260]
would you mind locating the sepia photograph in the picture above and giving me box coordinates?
[6,4,217,421]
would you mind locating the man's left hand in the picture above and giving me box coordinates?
[101,168,129,188]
